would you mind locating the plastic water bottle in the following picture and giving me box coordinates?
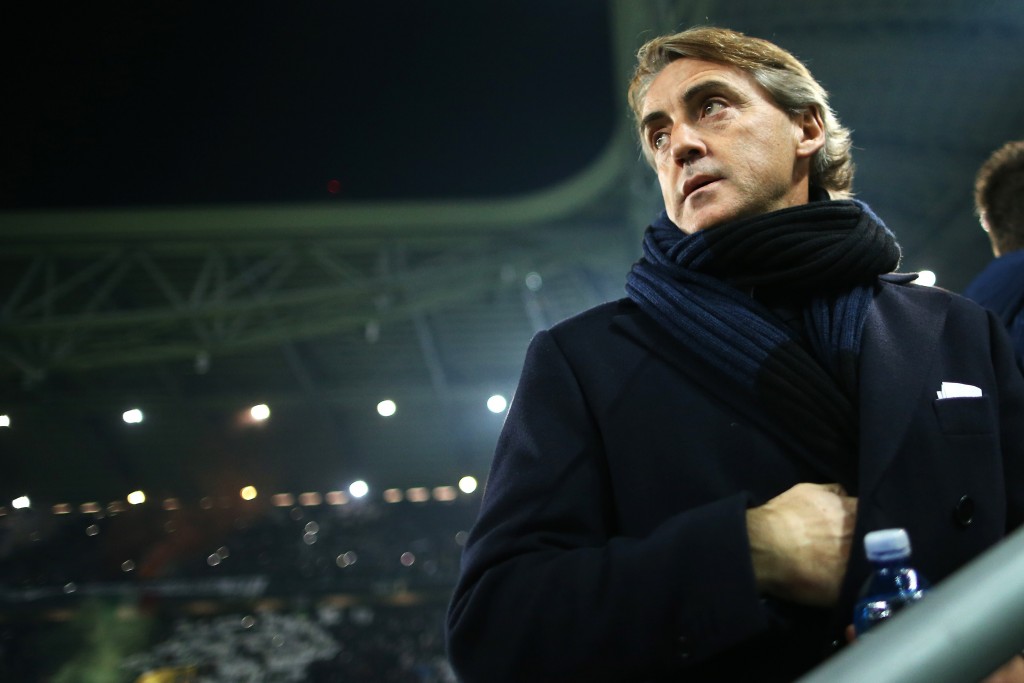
[853,528,929,635]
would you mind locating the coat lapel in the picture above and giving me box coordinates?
[832,280,949,636]
[613,278,950,499]
[611,306,851,485]
[856,282,949,497]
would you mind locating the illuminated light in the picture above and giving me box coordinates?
[241,616,256,629]
[382,488,404,503]
[121,560,136,572]
[217,546,230,559]
[349,480,369,498]
[304,521,319,534]
[327,179,342,194]
[376,399,397,417]
[433,486,457,502]
[406,487,429,503]
[63,582,77,594]
[289,507,304,521]
[86,524,100,536]
[52,504,72,515]
[487,394,508,413]
[271,493,295,507]
[80,502,102,514]
[298,492,322,506]
[199,497,214,510]
[325,490,349,505]
[162,498,181,511]
[122,408,143,424]
[207,553,221,567]
[303,531,318,545]
[336,551,358,568]
[127,490,146,505]
[250,404,270,421]
[240,486,258,501]
[917,270,937,287]
[0,415,10,427]
[454,530,469,546]
[108,501,127,514]
[400,552,416,567]
[12,496,30,510]
[525,272,543,291]
[459,476,478,494]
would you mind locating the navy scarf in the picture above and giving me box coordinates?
[625,198,901,491]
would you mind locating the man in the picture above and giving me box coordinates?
[964,140,1024,372]
[447,27,1024,682]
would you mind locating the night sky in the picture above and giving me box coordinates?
[4,1,617,209]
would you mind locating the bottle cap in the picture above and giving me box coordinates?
[864,528,911,562]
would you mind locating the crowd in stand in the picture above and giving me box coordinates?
[0,495,477,681]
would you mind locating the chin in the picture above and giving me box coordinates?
[676,210,731,234]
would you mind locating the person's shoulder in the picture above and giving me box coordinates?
[879,272,991,317]
[538,298,641,360]
[547,298,635,337]
[964,249,1024,300]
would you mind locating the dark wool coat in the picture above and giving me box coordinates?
[447,278,1024,682]
[964,249,1024,373]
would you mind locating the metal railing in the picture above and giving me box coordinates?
[799,523,1024,683]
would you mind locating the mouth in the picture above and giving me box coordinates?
[682,175,721,200]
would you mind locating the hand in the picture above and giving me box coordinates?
[746,482,857,606]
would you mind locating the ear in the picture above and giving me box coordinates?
[794,106,825,159]
[980,213,1002,256]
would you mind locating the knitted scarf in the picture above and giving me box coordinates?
[625,198,901,491]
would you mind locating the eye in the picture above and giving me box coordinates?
[702,100,727,117]
[652,131,669,151]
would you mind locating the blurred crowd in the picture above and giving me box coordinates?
[0,496,477,681]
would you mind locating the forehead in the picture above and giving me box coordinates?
[641,58,761,116]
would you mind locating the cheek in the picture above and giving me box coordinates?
[655,167,677,200]
[738,133,794,184]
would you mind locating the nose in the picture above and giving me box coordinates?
[670,122,706,165]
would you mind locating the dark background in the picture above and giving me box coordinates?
[2,0,1023,514]
[2,2,1022,680]
[3,2,614,207]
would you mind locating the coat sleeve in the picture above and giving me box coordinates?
[446,329,772,683]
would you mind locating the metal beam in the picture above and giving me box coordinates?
[0,126,631,241]
[798,523,1024,683]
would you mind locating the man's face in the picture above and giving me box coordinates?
[640,58,823,233]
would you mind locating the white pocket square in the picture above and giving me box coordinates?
[936,382,982,399]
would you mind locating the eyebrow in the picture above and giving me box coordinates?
[640,78,737,132]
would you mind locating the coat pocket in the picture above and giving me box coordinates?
[932,396,995,436]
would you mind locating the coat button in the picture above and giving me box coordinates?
[953,495,975,527]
